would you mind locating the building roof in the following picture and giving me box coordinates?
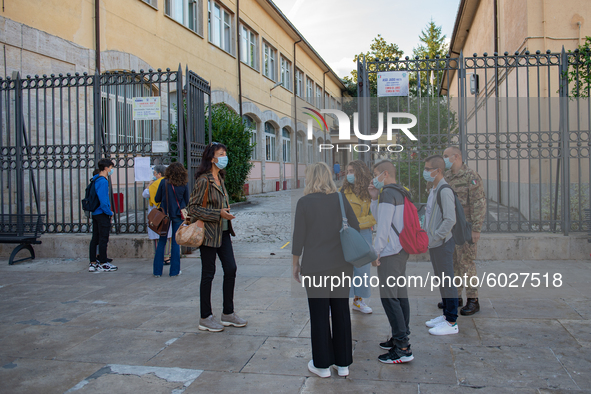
[258,0,346,91]
[440,0,481,95]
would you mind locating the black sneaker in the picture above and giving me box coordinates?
[379,337,394,350]
[378,345,414,364]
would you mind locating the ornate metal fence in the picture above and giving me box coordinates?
[357,48,590,234]
[0,66,210,234]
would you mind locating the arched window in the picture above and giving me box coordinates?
[297,133,303,163]
[282,127,291,162]
[265,122,277,161]
[307,140,313,163]
[243,115,257,160]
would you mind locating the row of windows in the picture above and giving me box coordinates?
[140,0,340,110]
[244,115,323,163]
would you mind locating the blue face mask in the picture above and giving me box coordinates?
[373,172,385,189]
[444,157,452,169]
[108,168,114,176]
[152,176,158,181]
[423,169,436,182]
[214,156,228,170]
[346,174,355,184]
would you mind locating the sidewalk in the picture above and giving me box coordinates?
[1,189,590,393]
[0,248,589,393]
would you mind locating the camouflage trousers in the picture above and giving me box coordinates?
[453,242,479,298]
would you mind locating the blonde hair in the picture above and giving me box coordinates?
[303,162,337,195]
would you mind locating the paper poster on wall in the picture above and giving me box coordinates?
[377,71,409,97]
[132,97,161,120]
[134,157,152,182]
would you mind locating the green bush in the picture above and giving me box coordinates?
[207,104,254,202]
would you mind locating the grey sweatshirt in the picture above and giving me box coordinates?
[425,179,456,249]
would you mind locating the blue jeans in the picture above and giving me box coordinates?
[349,228,372,299]
[154,217,182,276]
[429,237,458,323]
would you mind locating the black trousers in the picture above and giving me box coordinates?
[305,265,353,369]
[89,213,110,264]
[199,231,237,319]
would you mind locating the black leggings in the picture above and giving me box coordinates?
[89,214,110,263]
[199,231,237,319]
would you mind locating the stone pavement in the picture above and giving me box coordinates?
[0,190,590,393]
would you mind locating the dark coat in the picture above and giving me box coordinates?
[155,179,189,219]
[292,192,360,275]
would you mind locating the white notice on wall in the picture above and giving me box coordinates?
[132,97,161,120]
[134,157,152,182]
[152,140,169,153]
[377,71,410,97]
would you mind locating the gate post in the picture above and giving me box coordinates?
[458,51,467,159]
[93,70,101,165]
[14,73,24,234]
[559,47,570,235]
[177,65,185,170]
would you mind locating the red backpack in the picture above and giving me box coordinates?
[385,185,429,255]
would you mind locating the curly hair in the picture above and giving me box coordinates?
[340,160,372,201]
[164,162,188,186]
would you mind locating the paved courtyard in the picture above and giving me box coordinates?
[0,190,590,393]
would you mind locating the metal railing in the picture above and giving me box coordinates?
[0,66,210,234]
[357,48,590,234]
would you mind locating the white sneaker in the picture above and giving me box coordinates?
[308,360,331,378]
[352,298,373,314]
[332,365,349,377]
[429,321,459,336]
[425,315,446,328]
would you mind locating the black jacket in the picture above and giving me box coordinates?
[292,192,360,275]
[155,180,189,219]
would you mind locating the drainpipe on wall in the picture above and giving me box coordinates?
[293,39,302,188]
[95,0,100,73]
[236,0,243,117]
[322,70,328,163]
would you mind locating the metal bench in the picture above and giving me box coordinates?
[0,214,44,265]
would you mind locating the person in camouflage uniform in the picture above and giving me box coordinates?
[442,146,487,315]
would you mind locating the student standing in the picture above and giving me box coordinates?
[153,162,189,278]
[89,158,118,272]
[341,160,376,314]
[142,165,172,264]
[187,142,247,332]
[423,155,459,335]
[368,160,413,364]
[292,162,358,378]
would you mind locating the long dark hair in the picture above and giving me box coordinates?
[340,160,372,201]
[195,142,227,179]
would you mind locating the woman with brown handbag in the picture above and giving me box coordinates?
[153,162,189,277]
[186,142,247,332]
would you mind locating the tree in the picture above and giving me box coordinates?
[206,104,254,202]
[343,34,404,96]
[411,19,449,97]
[566,36,591,98]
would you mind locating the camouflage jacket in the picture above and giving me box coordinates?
[444,163,487,233]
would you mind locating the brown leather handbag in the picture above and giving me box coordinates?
[147,180,171,236]
[175,182,209,247]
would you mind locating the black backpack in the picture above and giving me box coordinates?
[436,184,473,246]
[82,177,100,216]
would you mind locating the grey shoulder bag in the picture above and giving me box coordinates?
[338,192,378,268]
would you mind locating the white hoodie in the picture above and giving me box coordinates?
[370,184,406,258]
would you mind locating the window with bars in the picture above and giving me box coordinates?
[263,42,276,81]
[141,0,158,8]
[280,56,291,90]
[282,127,291,162]
[208,1,232,53]
[101,82,154,145]
[240,25,257,69]
[265,122,276,161]
[166,0,200,33]
[243,115,257,160]
[297,133,303,163]
[307,141,313,163]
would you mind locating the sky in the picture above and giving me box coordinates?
[271,0,462,79]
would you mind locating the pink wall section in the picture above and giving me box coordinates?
[298,164,306,176]
[266,162,280,179]
[285,163,293,177]
[248,161,262,180]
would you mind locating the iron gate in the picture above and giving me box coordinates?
[357,48,590,234]
[0,65,210,234]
